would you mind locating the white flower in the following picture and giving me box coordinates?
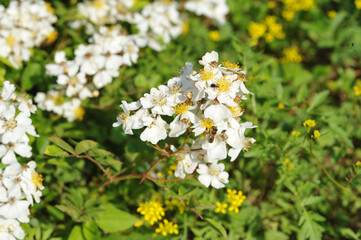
[0,218,25,240]
[140,86,175,116]
[0,197,30,223]
[140,116,168,144]
[199,51,219,66]
[204,104,233,123]
[197,163,229,189]
[0,142,31,165]
[171,146,198,179]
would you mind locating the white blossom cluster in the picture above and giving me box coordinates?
[0,0,57,68]
[113,51,256,189]
[35,0,230,122]
[184,0,230,25]
[0,81,43,239]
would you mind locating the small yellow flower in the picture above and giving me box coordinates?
[215,201,228,214]
[134,221,143,228]
[137,200,165,225]
[327,11,337,18]
[356,161,361,167]
[268,1,277,9]
[182,21,189,35]
[303,119,316,128]
[248,22,267,39]
[283,158,295,170]
[155,219,179,236]
[165,199,186,214]
[227,189,246,213]
[291,130,301,137]
[355,0,361,9]
[74,106,85,121]
[209,30,220,42]
[278,103,285,109]
[353,80,361,96]
[280,46,303,63]
[312,130,320,139]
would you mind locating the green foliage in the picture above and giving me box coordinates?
[1,0,361,239]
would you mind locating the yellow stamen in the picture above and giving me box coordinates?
[174,102,191,115]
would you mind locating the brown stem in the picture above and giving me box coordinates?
[69,154,113,181]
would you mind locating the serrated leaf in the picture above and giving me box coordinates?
[302,196,324,207]
[44,145,69,157]
[48,136,75,154]
[299,211,325,240]
[205,218,227,239]
[75,140,98,154]
[68,226,84,240]
[307,90,329,112]
[329,122,354,148]
[95,204,138,233]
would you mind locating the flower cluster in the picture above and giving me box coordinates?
[354,80,361,96]
[36,0,230,121]
[184,0,229,25]
[136,199,179,237]
[303,119,320,139]
[280,46,303,63]
[279,0,316,21]
[0,81,42,240]
[215,189,246,214]
[137,200,165,225]
[113,51,256,189]
[0,0,57,68]
[248,16,285,45]
[155,219,179,237]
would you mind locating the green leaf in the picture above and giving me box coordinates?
[37,135,50,154]
[44,145,69,157]
[95,204,138,233]
[47,158,71,168]
[205,218,227,239]
[48,136,75,154]
[328,122,354,148]
[75,140,98,154]
[21,62,42,90]
[0,56,15,68]
[87,149,113,157]
[68,226,84,240]
[340,228,359,240]
[82,222,100,240]
[297,84,309,104]
[299,210,325,240]
[307,90,329,112]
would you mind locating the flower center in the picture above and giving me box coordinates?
[169,83,182,95]
[229,105,243,117]
[201,117,214,132]
[209,167,219,176]
[175,153,185,162]
[94,0,104,9]
[32,172,44,189]
[117,112,129,123]
[153,93,167,106]
[222,61,240,69]
[3,119,17,131]
[6,36,16,47]
[174,102,191,115]
[216,77,232,93]
[200,68,215,81]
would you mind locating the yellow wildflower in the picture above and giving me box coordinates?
[280,46,303,63]
[155,219,179,236]
[312,130,320,139]
[356,161,361,167]
[283,158,295,170]
[303,119,316,128]
[182,21,189,35]
[353,80,361,96]
[327,11,337,18]
[74,106,85,121]
[355,0,361,9]
[137,200,165,225]
[227,189,246,213]
[278,103,285,109]
[209,30,220,42]
[248,22,267,39]
[134,221,143,228]
[291,130,301,137]
[268,1,277,9]
[165,199,186,214]
[215,201,228,214]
